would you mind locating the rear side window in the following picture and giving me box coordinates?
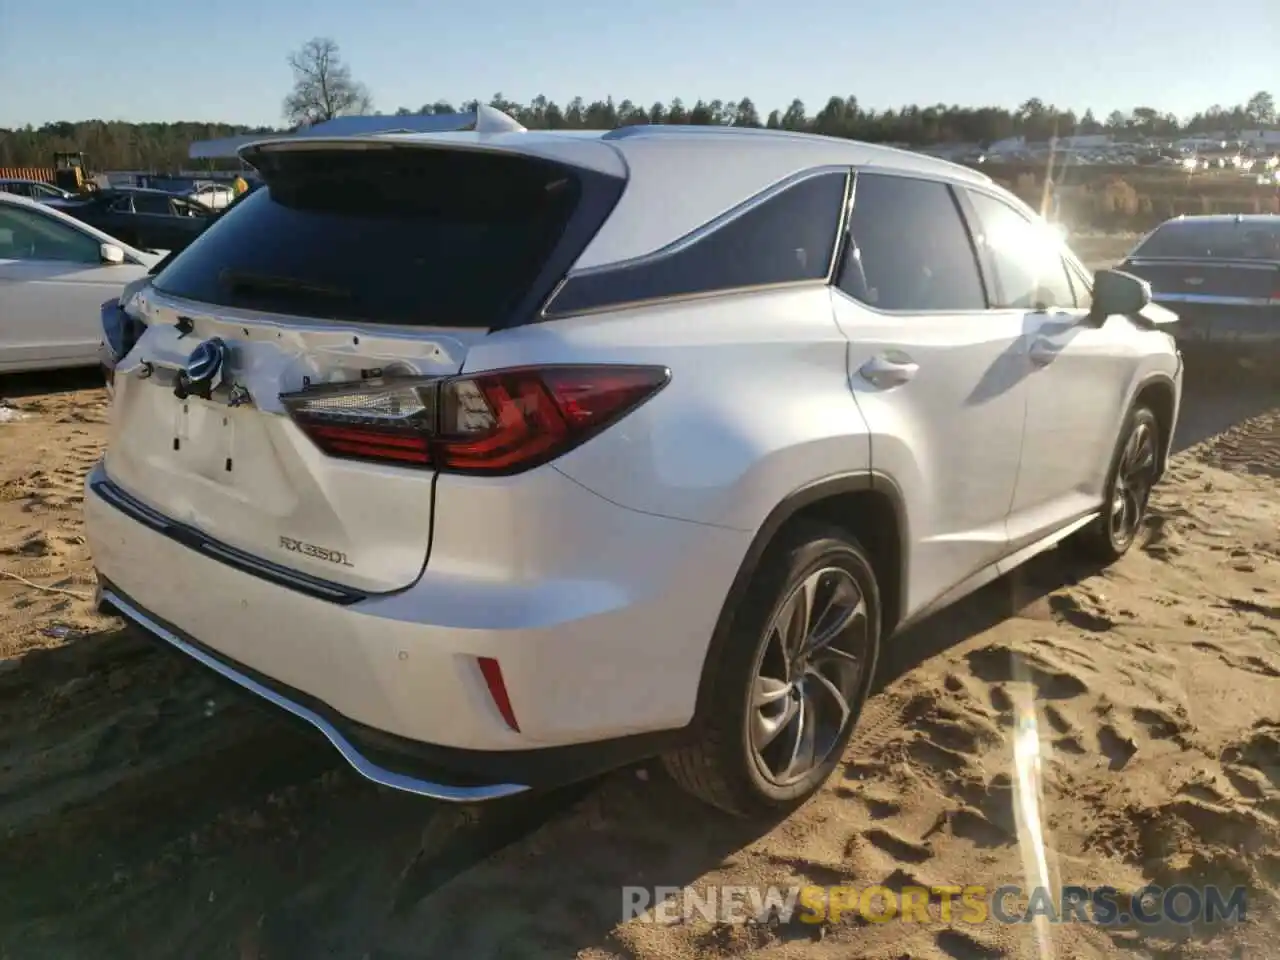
[544,170,848,318]
[1132,221,1280,260]
[152,148,606,328]
[133,194,171,215]
[838,173,986,311]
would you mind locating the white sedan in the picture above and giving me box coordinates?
[187,182,236,211]
[0,193,161,374]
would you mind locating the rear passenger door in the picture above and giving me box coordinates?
[961,188,1133,548]
[828,171,1029,618]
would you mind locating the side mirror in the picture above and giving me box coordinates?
[1089,268,1150,322]
[100,242,125,265]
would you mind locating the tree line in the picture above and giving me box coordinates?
[402,90,1277,145]
[0,120,270,173]
[0,34,1273,173]
[281,39,1276,147]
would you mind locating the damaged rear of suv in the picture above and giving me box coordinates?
[97,136,636,596]
[88,122,777,804]
[95,135,664,771]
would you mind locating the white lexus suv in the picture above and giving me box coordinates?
[86,110,1182,817]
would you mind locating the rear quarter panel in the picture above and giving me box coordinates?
[460,287,870,533]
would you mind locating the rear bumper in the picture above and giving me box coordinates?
[84,461,748,793]
[1157,300,1280,351]
[97,581,528,801]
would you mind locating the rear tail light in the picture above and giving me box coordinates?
[100,297,146,400]
[280,364,670,475]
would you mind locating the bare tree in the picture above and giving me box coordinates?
[1246,90,1276,126]
[282,37,373,127]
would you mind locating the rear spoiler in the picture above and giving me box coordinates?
[234,104,527,164]
[234,106,628,179]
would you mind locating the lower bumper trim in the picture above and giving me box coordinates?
[100,586,531,803]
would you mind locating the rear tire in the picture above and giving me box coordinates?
[663,521,882,817]
[1067,405,1160,564]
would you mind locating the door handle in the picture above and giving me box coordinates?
[858,353,919,388]
[1028,338,1057,366]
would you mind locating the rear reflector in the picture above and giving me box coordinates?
[477,656,520,732]
[281,364,669,475]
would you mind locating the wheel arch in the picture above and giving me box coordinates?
[691,471,909,726]
[1130,372,1178,478]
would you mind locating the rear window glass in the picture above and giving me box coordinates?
[151,148,585,327]
[1133,221,1280,260]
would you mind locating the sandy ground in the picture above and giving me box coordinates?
[0,359,1276,960]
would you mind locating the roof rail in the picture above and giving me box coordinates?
[602,124,798,141]
[473,104,527,135]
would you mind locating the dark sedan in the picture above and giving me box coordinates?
[0,178,78,202]
[55,187,212,254]
[1118,214,1280,363]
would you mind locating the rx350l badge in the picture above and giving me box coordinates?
[279,536,355,568]
[174,337,228,400]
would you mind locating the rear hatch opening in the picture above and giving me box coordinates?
[101,141,627,594]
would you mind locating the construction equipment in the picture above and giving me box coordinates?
[53,152,94,193]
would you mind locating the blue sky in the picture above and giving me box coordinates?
[0,0,1275,128]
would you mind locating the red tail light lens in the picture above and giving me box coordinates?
[476,656,520,732]
[281,364,669,475]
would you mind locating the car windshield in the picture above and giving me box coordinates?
[1133,220,1280,259]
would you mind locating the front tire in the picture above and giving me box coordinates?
[1069,405,1160,563]
[663,521,882,817]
